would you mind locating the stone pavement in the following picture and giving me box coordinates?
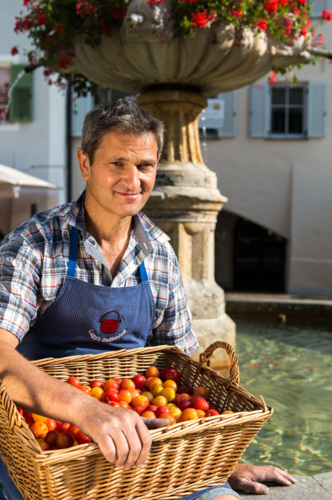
[239,472,332,499]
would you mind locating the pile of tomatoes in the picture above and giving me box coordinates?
[19,365,234,451]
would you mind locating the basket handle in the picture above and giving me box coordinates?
[0,381,23,431]
[198,341,240,387]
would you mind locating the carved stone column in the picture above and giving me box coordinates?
[137,89,236,368]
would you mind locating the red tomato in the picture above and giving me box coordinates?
[177,399,192,412]
[146,405,158,413]
[75,430,92,445]
[159,413,176,425]
[177,385,193,395]
[57,422,71,433]
[67,376,81,389]
[205,409,219,417]
[131,374,146,390]
[103,389,120,404]
[155,406,170,418]
[45,430,59,447]
[37,439,51,451]
[45,418,58,431]
[141,411,156,419]
[132,406,145,416]
[103,379,119,392]
[132,395,150,409]
[108,401,121,408]
[90,379,103,389]
[67,424,80,438]
[165,369,181,384]
[193,398,209,412]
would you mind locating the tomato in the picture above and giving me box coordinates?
[30,421,49,439]
[193,398,209,412]
[196,409,206,418]
[177,399,192,412]
[90,379,103,389]
[141,391,154,403]
[159,368,169,381]
[151,383,164,397]
[103,379,120,392]
[16,407,24,416]
[118,401,130,409]
[118,389,133,404]
[24,414,35,427]
[67,376,81,389]
[193,386,210,400]
[179,408,199,422]
[160,387,176,402]
[103,389,120,404]
[45,418,58,431]
[131,374,146,390]
[132,395,150,409]
[221,410,234,415]
[145,366,160,378]
[57,422,71,433]
[120,379,136,391]
[155,406,170,418]
[205,409,219,417]
[141,411,156,419]
[130,389,141,398]
[91,387,104,401]
[169,406,182,422]
[37,439,51,451]
[159,413,176,425]
[75,431,92,445]
[132,406,145,416]
[177,385,193,395]
[163,380,177,391]
[146,405,158,413]
[80,386,92,396]
[176,393,191,403]
[32,413,48,423]
[152,396,168,407]
[108,401,121,407]
[67,424,80,438]
[146,377,163,391]
[165,369,181,384]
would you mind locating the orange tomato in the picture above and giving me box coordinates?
[120,379,136,391]
[30,421,49,439]
[193,386,210,400]
[146,377,163,391]
[45,418,57,431]
[118,401,130,409]
[145,366,160,378]
[91,387,104,401]
[163,380,177,391]
[103,379,120,392]
[141,391,154,403]
[130,388,141,399]
[221,410,234,415]
[32,413,48,423]
[132,395,150,409]
[179,408,199,422]
[196,409,206,418]
[169,406,182,422]
[80,385,92,396]
[176,393,191,403]
[159,413,176,425]
[152,396,168,407]
[118,389,133,404]
[67,376,81,389]
[141,411,157,419]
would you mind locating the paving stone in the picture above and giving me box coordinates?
[238,473,332,500]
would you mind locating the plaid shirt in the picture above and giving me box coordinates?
[0,192,198,355]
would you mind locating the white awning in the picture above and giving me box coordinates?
[0,164,58,198]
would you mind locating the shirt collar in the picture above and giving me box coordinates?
[65,190,170,258]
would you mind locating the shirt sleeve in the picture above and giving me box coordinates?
[150,247,199,356]
[0,230,42,341]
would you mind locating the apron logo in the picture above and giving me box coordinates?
[99,310,121,334]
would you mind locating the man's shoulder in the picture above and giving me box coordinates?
[137,211,170,245]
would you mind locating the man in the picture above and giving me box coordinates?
[0,100,295,500]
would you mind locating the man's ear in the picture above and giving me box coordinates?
[77,148,91,181]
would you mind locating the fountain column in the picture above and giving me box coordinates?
[137,89,235,367]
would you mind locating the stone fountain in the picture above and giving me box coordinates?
[68,0,311,367]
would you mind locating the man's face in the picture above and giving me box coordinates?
[78,131,160,220]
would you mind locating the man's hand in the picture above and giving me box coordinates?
[75,401,170,470]
[228,464,296,495]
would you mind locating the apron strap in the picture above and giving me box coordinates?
[67,226,79,277]
[139,261,148,282]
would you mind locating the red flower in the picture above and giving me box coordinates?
[58,56,72,70]
[37,13,47,26]
[268,70,276,84]
[257,19,268,30]
[10,46,19,56]
[264,0,278,14]
[321,9,332,21]
[231,9,243,17]
[297,0,307,5]
[300,27,308,36]
[191,11,209,28]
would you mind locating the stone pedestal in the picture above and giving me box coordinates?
[137,89,236,369]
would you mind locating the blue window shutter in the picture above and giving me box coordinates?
[219,91,238,137]
[309,0,330,18]
[9,64,33,122]
[249,84,268,137]
[71,93,95,136]
[307,82,328,138]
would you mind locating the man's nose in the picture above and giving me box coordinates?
[123,166,140,190]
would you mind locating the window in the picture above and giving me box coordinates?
[309,0,330,18]
[249,82,327,139]
[0,63,33,123]
[198,91,237,139]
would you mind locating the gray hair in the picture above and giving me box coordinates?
[81,99,164,164]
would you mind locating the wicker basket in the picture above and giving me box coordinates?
[0,342,273,500]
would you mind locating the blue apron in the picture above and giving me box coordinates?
[1,227,239,500]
